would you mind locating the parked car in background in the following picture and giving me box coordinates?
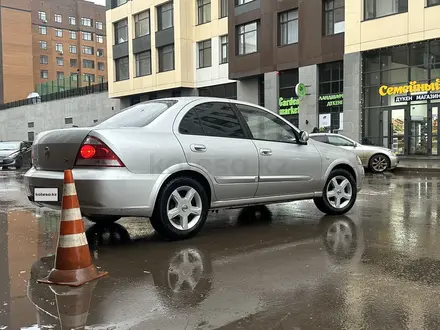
[310,133,399,173]
[0,141,32,170]
[24,97,364,240]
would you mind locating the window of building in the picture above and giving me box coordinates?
[40,55,48,64]
[134,10,150,37]
[81,17,92,27]
[198,82,237,99]
[220,35,228,64]
[157,2,173,31]
[39,26,47,35]
[258,75,265,106]
[192,102,245,138]
[116,0,128,6]
[237,21,258,55]
[28,132,35,141]
[38,11,46,21]
[70,45,77,54]
[97,49,104,57]
[135,51,151,76]
[70,59,78,67]
[96,21,103,29]
[40,40,47,50]
[98,76,105,83]
[82,46,94,55]
[54,14,62,23]
[318,61,344,131]
[83,73,95,83]
[57,71,64,80]
[114,19,128,44]
[158,44,175,72]
[69,31,77,40]
[98,62,105,71]
[364,0,408,20]
[57,57,64,66]
[55,28,63,37]
[197,0,211,25]
[278,69,299,126]
[41,70,48,79]
[71,73,78,81]
[69,16,76,25]
[220,0,228,17]
[56,43,63,52]
[197,39,212,68]
[96,35,104,43]
[279,9,298,46]
[82,31,93,41]
[65,117,73,124]
[428,0,440,6]
[324,0,344,35]
[83,60,95,69]
[236,0,254,5]
[115,56,129,81]
[28,122,34,128]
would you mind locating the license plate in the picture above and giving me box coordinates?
[34,188,58,202]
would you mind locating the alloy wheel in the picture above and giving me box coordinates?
[372,156,388,172]
[326,176,353,209]
[166,186,202,231]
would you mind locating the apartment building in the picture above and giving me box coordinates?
[345,0,440,156]
[106,0,235,105]
[228,0,345,132]
[0,0,107,104]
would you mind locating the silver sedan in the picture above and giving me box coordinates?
[310,133,399,173]
[24,97,364,240]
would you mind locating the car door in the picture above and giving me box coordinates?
[234,103,322,198]
[327,135,363,160]
[174,101,259,201]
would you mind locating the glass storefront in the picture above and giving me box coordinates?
[278,69,299,127]
[362,39,440,155]
[198,82,237,99]
[318,61,344,132]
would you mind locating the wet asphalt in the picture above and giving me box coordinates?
[1,170,440,329]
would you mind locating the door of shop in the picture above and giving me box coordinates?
[429,104,440,156]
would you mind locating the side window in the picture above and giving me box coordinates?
[328,136,354,146]
[179,109,204,135]
[235,104,296,143]
[194,102,245,138]
[311,135,328,143]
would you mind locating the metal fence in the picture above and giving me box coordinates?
[0,82,108,111]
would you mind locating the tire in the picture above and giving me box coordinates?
[369,154,390,173]
[86,215,121,224]
[15,157,23,170]
[150,176,209,241]
[313,169,357,216]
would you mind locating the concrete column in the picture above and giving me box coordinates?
[264,72,279,113]
[343,52,362,141]
[298,64,318,132]
[237,78,259,104]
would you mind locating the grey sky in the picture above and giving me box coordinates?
[88,0,105,6]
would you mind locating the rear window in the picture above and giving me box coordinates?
[95,100,177,129]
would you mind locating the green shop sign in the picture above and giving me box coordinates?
[279,97,299,115]
[319,93,343,106]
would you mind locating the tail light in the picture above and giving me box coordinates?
[75,136,124,167]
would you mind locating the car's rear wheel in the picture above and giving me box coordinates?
[369,154,389,173]
[86,215,121,224]
[314,169,357,215]
[150,177,209,241]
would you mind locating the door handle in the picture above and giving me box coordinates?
[190,144,207,152]
[260,148,272,156]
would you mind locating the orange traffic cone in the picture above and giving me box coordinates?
[38,170,108,287]
[50,281,98,330]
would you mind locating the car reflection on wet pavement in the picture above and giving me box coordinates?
[2,171,440,329]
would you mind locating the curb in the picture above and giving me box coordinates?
[393,167,440,174]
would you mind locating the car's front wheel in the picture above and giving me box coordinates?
[314,169,357,215]
[369,154,390,173]
[150,177,209,241]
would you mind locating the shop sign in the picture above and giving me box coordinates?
[295,83,307,98]
[378,80,440,96]
[279,97,299,115]
[395,92,440,102]
[318,93,343,106]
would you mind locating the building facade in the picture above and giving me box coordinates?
[345,0,440,156]
[0,0,107,104]
[106,0,236,105]
[228,0,345,132]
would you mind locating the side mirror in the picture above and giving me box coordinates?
[299,131,309,144]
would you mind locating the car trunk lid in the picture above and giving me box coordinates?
[33,128,92,171]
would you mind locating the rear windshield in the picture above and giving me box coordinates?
[95,100,177,129]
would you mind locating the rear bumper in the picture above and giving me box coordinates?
[24,167,160,217]
[355,164,365,192]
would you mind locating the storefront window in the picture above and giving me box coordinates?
[362,39,440,155]
[198,82,237,99]
[278,69,299,126]
[318,61,343,132]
